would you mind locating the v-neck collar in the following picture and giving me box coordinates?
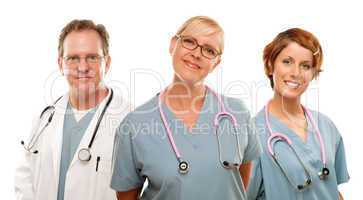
[261,108,324,168]
[66,102,98,126]
[160,88,212,135]
[267,110,314,146]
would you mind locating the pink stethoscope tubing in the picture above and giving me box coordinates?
[158,86,242,174]
[264,102,326,165]
[264,101,330,190]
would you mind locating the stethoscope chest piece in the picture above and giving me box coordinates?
[158,86,241,174]
[319,167,330,179]
[178,161,189,174]
[78,148,92,161]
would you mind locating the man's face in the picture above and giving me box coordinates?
[58,30,110,94]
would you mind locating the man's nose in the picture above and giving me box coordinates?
[77,58,90,71]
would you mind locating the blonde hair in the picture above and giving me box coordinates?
[176,16,224,53]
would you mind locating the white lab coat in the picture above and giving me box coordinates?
[15,89,131,200]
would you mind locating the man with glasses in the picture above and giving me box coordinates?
[15,19,131,200]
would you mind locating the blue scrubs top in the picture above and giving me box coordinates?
[111,89,262,200]
[247,109,350,200]
[57,103,97,200]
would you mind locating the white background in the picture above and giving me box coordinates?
[1,0,362,199]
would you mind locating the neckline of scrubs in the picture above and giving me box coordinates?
[265,110,325,164]
[66,102,99,124]
[267,111,316,147]
[160,88,212,135]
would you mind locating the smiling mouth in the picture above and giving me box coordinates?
[284,80,300,89]
[76,77,93,80]
[184,60,201,70]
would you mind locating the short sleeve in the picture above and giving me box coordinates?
[325,115,350,185]
[247,159,265,200]
[243,116,262,163]
[111,118,145,191]
[335,137,350,185]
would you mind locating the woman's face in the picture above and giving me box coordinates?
[271,42,315,100]
[169,27,222,86]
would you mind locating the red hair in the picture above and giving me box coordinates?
[263,28,323,88]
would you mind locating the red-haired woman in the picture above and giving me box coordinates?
[247,28,349,200]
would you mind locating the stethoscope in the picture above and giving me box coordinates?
[264,101,330,191]
[21,88,113,162]
[158,86,243,174]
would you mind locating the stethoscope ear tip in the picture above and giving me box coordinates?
[178,161,189,174]
[323,168,330,175]
[319,167,330,179]
[297,178,312,190]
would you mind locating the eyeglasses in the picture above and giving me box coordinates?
[63,54,104,66]
[176,35,221,59]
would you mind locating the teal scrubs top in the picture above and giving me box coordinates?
[57,103,97,200]
[111,89,262,200]
[247,109,350,200]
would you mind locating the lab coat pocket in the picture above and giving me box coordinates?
[95,157,116,200]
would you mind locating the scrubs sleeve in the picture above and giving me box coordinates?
[111,117,145,192]
[243,116,262,163]
[335,137,350,184]
[247,158,265,200]
[326,116,350,185]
